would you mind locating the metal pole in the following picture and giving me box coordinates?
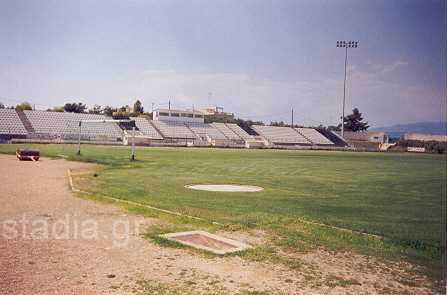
[131,126,135,161]
[341,46,348,138]
[77,121,81,155]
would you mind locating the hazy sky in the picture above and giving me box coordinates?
[0,0,445,127]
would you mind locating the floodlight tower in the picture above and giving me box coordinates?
[336,40,359,138]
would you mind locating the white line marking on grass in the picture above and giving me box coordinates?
[67,169,223,226]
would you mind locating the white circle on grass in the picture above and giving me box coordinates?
[185,184,264,192]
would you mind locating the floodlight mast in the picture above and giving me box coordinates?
[336,40,359,138]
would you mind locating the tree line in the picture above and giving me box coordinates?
[47,100,146,117]
[0,100,145,116]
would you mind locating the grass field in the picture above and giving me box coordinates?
[1,144,445,281]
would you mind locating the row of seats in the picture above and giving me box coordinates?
[0,110,335,145]
[0,109,28,135]
[187,122,227,140]
[295,128,333,145]
[133,117,163,139]
[149,120,254,142]
[226,123,253,140]
[23,111,122,139]
[151,120,197,139]
[211,123,243,140]
[251,125,310,144]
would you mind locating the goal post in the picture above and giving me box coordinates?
[76,119,136,161]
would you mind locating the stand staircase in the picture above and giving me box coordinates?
[15,109,35,134]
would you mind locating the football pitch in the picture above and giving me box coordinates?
[0,144,445,279]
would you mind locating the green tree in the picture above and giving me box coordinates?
[133,100,144,114]
[338,108,369,132]
[270,121,287,127]
[64,102,87,113]
[235,118,264,135]
[89,104,103,114]
[47,106,64,112]
[119,105,130,113]
[327,125,340,131]
[103,106,116,116]
[15,102,33,111]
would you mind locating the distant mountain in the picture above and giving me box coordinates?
[371,121,447,138]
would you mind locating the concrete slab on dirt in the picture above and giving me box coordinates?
[161,230,251,255]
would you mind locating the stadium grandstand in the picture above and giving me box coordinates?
[295,128,334,145]
[132,117,163,139]
[0,107,359,149]
[151,120,197,141]
[211,123,243,140]
[0,109,28,139]
[23,110,122,141]
[187,122,227,141]
[251,125,310,145]
[226,123,254,140]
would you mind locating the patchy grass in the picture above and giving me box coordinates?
[133,279,229,295]
[0,144,445,283]
[325,275,362,288]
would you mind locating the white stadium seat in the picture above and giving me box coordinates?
[251,125,310,144]
[0,109,28,135]
[187,122,227,140]
[23,110,122,140]
[133,117,163,139]
[225,123,252,140]
[211,123,243,140]
[295,128,333,145]
[151,120,197,139]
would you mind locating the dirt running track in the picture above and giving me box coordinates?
[0,155,437,294]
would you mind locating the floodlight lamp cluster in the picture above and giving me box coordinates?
[336,41,359,48]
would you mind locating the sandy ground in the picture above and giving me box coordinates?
[0,154,438,294]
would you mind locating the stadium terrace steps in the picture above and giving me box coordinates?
[251,125,311,145]
[316,129,348,147]
[22,110,122,140]
[148,120,165,139]
[187,122,228,141]
[150,120,197,139]
[185,124,203,140]
[0,109,28,136]
[15,109,35,133]
[292,128,312,144]
[211,123,243,140]
[132,117,163,139]
[225,123,252,140]
[294,128,334,145]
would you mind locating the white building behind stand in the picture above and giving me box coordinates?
[152,108,205,123]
